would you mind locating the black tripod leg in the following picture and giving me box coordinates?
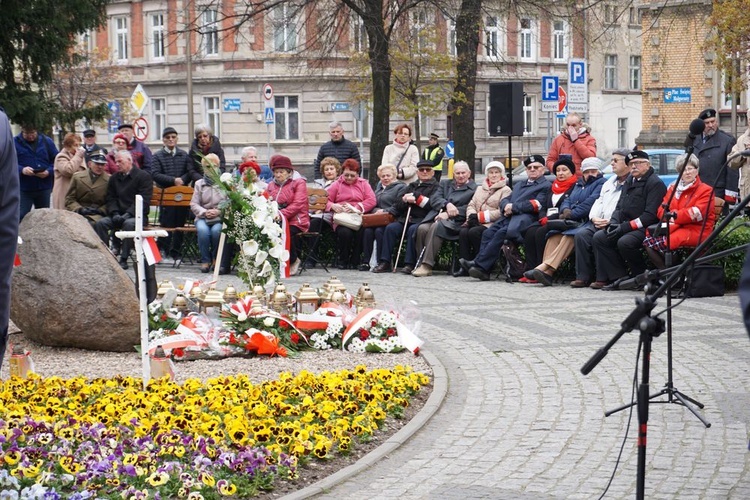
[672,391,711,427]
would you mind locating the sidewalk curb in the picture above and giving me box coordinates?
[281,348,448,499]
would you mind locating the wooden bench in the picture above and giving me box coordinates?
[147,185,199,266]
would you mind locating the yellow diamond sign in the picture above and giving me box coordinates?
[130,84,149,115]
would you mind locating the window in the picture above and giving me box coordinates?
[151,14,165,60]
[618,118,628,148]
[629,55,641,90]
[78,30,94,53]
[447,18,457,57]
[604,54,617,90]
[352,15,367,52]
[604,4,618,24]
[114,17,129,62]
[418,96,432,139]
[628,7,642,26]
[523,95,535,136]
[202,9,219,56]
[204,97,221,137]
[273,4,297,52]
[411,9,428,50]
[152,98,167,138]
[485,16,500,59]
[274,96,299,140]
[519,18,535,61]
[552,20,566,61]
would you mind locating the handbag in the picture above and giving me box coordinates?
[546,219,582,231]
[333,212,363,230]
[684,264,725,298]
[362,212,395,228]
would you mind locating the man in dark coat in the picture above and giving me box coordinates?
[693,108,738,206]
[150,127,193,261]
[411,160,476,277]
[118,122,153,173]
[460,155,551,281]
[313,121,361,179]
[372,159,440,273]
[0,108,19,371]
[15,125,58,220]
[95,150,153,269]
[591,150,667,288]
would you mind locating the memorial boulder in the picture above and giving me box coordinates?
[11,209,140,351]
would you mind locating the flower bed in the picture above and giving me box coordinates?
[0,366,430,498]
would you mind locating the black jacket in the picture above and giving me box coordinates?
[106,167,153,217]
[188,136,227,179]
[151,148,192,188]
[693,129,738,197]
[423,179,477,223]
[391,178,440,224]
[314,138,361,178]
[611,168,667,233]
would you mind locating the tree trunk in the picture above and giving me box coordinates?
[451,0,481,174]
[364,4,391,185]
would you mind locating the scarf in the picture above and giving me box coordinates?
[393,138,408,147]
[203,171,215,186]
[675,180,694,199]
[551,176,577,195]
[486,177,507,190]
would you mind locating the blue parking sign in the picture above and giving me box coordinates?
[542,76,559,101]
[570,61,586,85]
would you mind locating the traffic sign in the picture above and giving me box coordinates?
[262,83,274,101]
[264,107,275,125]
[558,86,567,113]
[541,76,559,101]
[331,102,350,112]
[568,59,588,105]
[445,140,455,159]
[223,98,241,112]
[134,117,149,141]
[130,84,149,115]
[108,101,121,117]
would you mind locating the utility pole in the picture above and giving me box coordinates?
[185,0,195,136]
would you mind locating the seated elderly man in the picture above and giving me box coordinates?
[411,160,476,277]
[95,150,153,270]
[65,150,110,227]
[590,149,666,289]
[459,155,551,281]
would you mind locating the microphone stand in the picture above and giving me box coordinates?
[581,185,750,499]
[606,143,710,426]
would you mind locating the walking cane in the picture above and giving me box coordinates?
[393,205,412,272]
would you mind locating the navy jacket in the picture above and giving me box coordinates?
[151,148,192,188]
[15,133,58,192]
[611,168,667,233]
[693,129,737,197]
[560,173,607,222]
[424,179,477,223]
[498,177,551,242]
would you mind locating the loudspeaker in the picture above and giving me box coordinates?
[489,82,524,137]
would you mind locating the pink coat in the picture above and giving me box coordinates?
[264,178,310,232]
[326,176,377,214]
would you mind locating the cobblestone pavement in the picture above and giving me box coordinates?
[149,261,750,499]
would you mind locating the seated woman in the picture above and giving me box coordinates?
[304,157,342,268]
[642,153,716,269]
[360,164,407,271]
[382,123,420,184]
[264,155,310,276]
[457,161,511,277]
[326,159,376,269]
[313,156,342,190]
[190,154,226,273]
[521,158,578,279]
[524,157,606,286]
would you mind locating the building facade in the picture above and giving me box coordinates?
[89,1,644,169]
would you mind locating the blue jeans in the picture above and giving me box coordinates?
[20,189,51,220]
[196,218,222,264]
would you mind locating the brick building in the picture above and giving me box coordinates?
[84,1,643,169]
[637,0,748,148]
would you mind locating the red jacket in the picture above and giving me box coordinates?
[264,178,310,232]
[657,177,716,249]
[546,129,597,174]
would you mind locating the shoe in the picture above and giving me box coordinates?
[519,276,538,284]
[590,281,609,290]
[159,256,175,266]
[459,258,474,272]
[468,266,490,281]
[200,263,211,273]
[358,264,370,272]
[523,270,536,281]
[372,262,391,273]
[530,269,553,287]
[400,265,414,275]
[219,267,230,275]
[337,263,347,270]
[411,264,432,277]
[290,259,301,276]
[570,279,590,288]
[118,260,128,270]
[453,268,469,277]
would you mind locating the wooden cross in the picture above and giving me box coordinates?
[115,194,168,389]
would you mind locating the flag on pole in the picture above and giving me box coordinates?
[143,237,162,266]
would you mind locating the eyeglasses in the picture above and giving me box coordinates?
[417,167,432,172]
[526,165,544,170]
[683,165,698,171]
[629,160,649,166]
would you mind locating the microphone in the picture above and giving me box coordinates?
[683,119,706,151]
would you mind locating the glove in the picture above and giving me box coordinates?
[605,224,622,242]
[467,214,479,227]
[76,207,88,215]
[122,213,133,220]
[111,214,125,227]
[559,209,572,220]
